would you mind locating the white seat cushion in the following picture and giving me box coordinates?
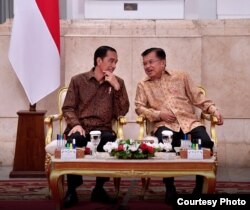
[45,140,57,155]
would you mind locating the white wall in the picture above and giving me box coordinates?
[185,0,217,20]
[63,0,250,20]
[84,0,184,19]
[217,0,250,19]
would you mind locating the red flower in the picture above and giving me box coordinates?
[147,146,154,154]
[139,143,148,151]
[117,144,124,151]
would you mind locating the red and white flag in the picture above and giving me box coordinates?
[8,0,60,105]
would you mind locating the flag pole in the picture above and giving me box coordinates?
[29,103,36,112]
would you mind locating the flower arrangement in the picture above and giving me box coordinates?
[103,139,172,159]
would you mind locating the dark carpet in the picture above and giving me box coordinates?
[0,179,250,210]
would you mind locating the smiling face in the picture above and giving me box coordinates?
[142,51,166,80]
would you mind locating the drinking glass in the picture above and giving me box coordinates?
[90,130,101,158]
[174,147,181,155]
[162,130,173,144]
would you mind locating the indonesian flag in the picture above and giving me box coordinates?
[8,0,60,105]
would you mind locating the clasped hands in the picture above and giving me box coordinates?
[159,110,176,123]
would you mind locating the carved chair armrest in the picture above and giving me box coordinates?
[44,114,63,145]
[44,114,62,123]
[44,114,63,185]
[200,112,218,123]
[136,115,146,140]
[116,116,127,139]
[118,116,127,124]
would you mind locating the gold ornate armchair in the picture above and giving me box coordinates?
[44,87,127,195]
[136,86,219,198]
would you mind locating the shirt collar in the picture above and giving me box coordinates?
[86,67,109,85]
[86,67,96,80]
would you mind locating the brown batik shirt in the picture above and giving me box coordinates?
[62,68,130,134]
[135,69,218,134]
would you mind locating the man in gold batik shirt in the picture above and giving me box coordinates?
[135,47,223,204]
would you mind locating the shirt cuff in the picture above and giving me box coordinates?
[156,110,161,121]
[208,105,218,115]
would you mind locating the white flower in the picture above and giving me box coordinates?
[103,141,118,153]
[151,142,160,150]
[158,142,172,151]
[129,138,135,144]
[163,142,172,151]
[158,142,165,150]
[128,143,140,152]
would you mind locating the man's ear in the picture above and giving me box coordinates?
[161,60,166,68]
[97,57,102,65]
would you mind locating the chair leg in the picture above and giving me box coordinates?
[45,157,52,199]
[113,177,121,198]
[140,178,151,199]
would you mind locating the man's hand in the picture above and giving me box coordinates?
[104,71,120,91]
[68,125,86,136]
[159,110,176,123]
[213,110,224,125]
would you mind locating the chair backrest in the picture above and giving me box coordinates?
[58,87,68,114]
[58,87,68,135]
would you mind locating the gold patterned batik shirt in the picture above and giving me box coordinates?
[135,70,217,134]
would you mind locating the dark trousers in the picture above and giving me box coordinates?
[65,130,117,192]
[154,126,214,190]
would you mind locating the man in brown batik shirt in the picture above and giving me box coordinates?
[62,46,129,208]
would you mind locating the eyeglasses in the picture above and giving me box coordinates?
[143,59,161,67]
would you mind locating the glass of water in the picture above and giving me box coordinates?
[162,130,173,144]
[90,130,101,158]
